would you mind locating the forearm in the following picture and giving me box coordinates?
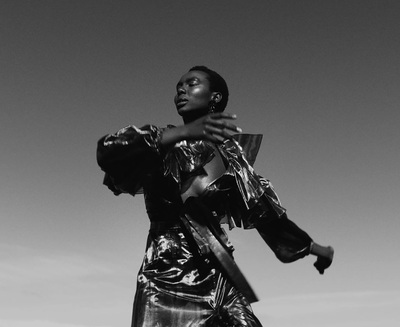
[256,216,313,263]
[160,112,241,149]
[159,125,187,149]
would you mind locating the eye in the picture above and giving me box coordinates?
[188,78,199,87]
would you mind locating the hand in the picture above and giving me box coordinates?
[313,246,334,275]
[184,112,242,143]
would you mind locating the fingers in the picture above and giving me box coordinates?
[204,133,226,144]
[314,254,333,275]
[188,112,242,143]
[209,112,237,120]
[204,124,239,137]
[314,261,325,275]
[204,124,241,144]
[206,113,242,134]
[202,127,227,143]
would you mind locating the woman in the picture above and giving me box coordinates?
[97,66,334,327]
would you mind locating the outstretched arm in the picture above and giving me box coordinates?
[256,216,334,275]
[254,177,334,275]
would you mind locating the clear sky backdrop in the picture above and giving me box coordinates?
[1,1,399,326]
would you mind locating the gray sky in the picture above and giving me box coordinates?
[1,1,399,326]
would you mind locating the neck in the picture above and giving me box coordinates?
[182,111,208,124]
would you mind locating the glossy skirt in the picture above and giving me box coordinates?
[131,226,262,327]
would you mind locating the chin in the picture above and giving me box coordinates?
[177,108,186,116]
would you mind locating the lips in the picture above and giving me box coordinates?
[176,98,188,108]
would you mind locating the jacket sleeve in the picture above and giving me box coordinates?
[256,177,313,263]
[96,125,163,195]
[222,135,313,263]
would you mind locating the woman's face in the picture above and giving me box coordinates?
[174,70,215,118]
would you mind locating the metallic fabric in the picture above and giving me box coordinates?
[161,135,287,230]
[163,139,215,186]
[231,134,263,167]
[181,197,258,303]
[97,125,314,326]
[132,225,262,327]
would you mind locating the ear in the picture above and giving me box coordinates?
[211,92,222,103]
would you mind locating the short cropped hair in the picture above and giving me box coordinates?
[189,66,229,112]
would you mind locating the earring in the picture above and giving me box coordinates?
[209,101,216,114]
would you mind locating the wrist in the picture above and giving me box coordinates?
[160,126,186,148]
[310,243,334,259]
[176,125,188,141]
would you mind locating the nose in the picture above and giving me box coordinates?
[177,86,186,95]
